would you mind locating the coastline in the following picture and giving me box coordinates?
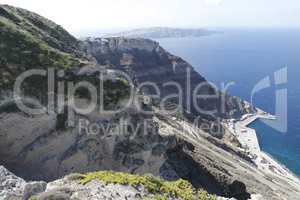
[224,109,300,184]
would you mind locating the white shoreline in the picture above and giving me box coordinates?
[224,110,300,184]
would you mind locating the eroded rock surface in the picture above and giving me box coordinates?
[0,5,300,200]
[0,165,26,199]
[0,166,46,200]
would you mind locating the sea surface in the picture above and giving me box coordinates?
[157,29,300,176]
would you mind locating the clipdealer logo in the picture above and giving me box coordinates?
[251,67,288,133]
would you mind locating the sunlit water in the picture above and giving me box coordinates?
[157,29,300,176]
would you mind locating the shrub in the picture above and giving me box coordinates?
[79,171,217,200]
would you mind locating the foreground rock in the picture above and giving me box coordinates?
[0,165,25,199]
[0,166,46,200]
[30,171,258,200]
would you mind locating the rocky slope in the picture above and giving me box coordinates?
[1,166,233,200]
[0,4,300,200]
[0,4,88,89]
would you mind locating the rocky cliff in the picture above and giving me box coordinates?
[0,4,300,200]
[83,37,254,120]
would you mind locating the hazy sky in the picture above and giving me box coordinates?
[2,0,300,36]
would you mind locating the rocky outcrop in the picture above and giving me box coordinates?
[0,165,262,200]
[0,165,25,199]
[36,179,151,200]
[32,170,242,200]
[0,166,46,200]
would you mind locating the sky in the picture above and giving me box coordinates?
[1,0,300,36]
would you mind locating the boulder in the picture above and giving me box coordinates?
[0,166,26,200]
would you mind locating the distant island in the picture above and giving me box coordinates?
[103,27,220,39]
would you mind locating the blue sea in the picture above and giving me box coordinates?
[157,29,300,176]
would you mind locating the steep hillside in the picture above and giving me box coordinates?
[0,4,300,200]
[0,4,88,89]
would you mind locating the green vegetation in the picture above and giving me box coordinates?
[103,79,130,107]
[78,171,217,200]
[0,5,87,88]
[198,190,218,200]
[69,75,130,108]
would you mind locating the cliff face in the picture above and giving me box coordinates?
[83,37,254,121]
[0,4,300,200]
